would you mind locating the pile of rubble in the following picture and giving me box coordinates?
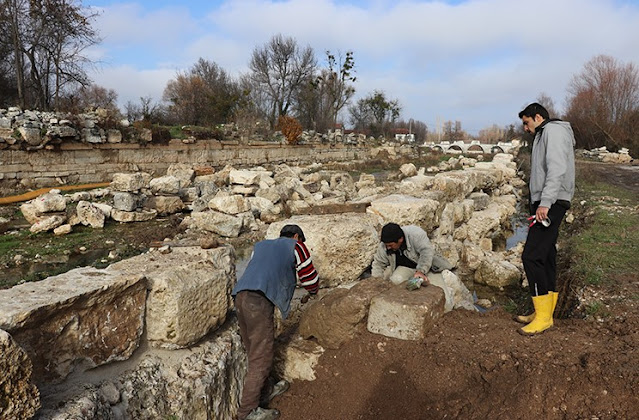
[578,146,634,163]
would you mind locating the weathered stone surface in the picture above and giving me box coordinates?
[469,191,490,210]
[37,327,244,420]
[274,337,325,381]
[18,126,42,146]
[167,163,195,188]
[112,191,140,211]
[76,200,106,228]
[53,224,72,235]
[208,194,251,215]
[0,267,146,383]
[32,191,67,213]
[299,278,391,349]
[0,329,41,419]
[399,163,417,178]
[111,173,149,192]
[267,214,380,287]
[109,246,236,349]
[147,195,184,215]
[20,202,45,225]
[229,169,261,186]
[150,175,181,195]
[367,283,445,341]
[190,210,243,238]
[474,259,521,288]
[29,214,66,233]
[111,208,157,223]
[106,129,122,143]
[368,194,441,232]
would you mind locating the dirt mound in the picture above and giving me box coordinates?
[274,304,638,419]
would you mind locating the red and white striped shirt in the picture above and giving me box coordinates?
[294,241,319,294]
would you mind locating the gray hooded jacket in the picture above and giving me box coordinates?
[530,120,576,208]
[371,225,452,277]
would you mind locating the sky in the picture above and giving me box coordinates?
[84,0,639,135]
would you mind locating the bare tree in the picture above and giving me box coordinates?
[565,54,639,154]
[0,0,100,110]
[348,90,401,138]
[248,34,317,128]
[57,83,118,113]
[163,58,239,125]
[536,92,559,119]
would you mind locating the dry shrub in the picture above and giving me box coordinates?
[277,115,302,145]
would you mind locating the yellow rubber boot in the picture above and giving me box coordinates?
[514,312,535,324]
[519,294,554,336]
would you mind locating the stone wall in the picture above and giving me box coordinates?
[0,141,370,190]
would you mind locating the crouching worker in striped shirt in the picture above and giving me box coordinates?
[232,224,319,420]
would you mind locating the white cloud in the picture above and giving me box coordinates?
[88,0,639,133]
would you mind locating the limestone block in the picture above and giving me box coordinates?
[0,329,40,419]
[29,214,66,233]
[82,127,104,143]
[256,186,284,204]
[229,169,261,186]
[147,195,184,215]
[398,174,435,195]
[38,327,244,420]
[247,196,276,216]
[150,175,181,195]
[208,194,250,215]
[93,202,112,218]
[111,208,157,223]
[76,200,106,228]
[111,172,149,192]
[167,163,195,188]
[53,224,72,235]
[355,173,376,189]
[299,277,391,349]
[0,116,11,128]
[32,191,67,213]
[474,259,521,288]
[70,191,91,202]
[469,191,490,211]
[105,129,122,143]
[0,267,146,382]
[190,210,243,238]
[180,186,200,202]
[109,246,236,349]
[231,185,259,195]
[267,214,380,287]
[368,194,441,233]
[441,270,475,311]
[112,191,139,211]
[367,283,445,341]
[399,163,417,178]
[274,337,325,381]
[18,126,42,146]
[20,202,45,225]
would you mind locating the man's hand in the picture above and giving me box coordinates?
[414,270,430,285]
[536,206,549,223]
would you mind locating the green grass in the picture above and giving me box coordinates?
[584,301,610,318]
[564,168,639,286]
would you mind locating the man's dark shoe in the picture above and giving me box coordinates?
[245,407,280,420]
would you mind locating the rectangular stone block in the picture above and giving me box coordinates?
[109,246,236,349]
[367,283,445,341]
[0,267,146,383]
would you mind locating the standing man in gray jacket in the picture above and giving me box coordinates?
[517,102,575,335]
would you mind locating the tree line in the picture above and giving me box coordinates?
[1,1,637,153]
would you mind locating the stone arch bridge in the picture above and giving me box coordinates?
[423,140,521,154]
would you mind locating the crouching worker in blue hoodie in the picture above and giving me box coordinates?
[232,224,319,420]
[517,102,575,336]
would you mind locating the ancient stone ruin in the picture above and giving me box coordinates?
[1,148,547,419]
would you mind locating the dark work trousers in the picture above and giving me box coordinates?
[522,201,568,296]
[235,290,275,420]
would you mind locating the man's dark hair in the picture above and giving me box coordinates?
[280,224,305,242]
[518,102,549,120]
[380,223,404,243]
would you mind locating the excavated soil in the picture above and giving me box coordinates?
[273,160,639,420]
[274,303,638,419]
